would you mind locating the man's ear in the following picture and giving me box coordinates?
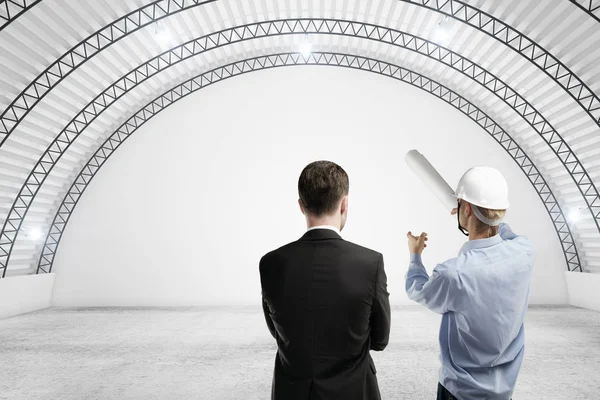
[298,199,305,215]
[464,202,472,216]
[340,195,348,214]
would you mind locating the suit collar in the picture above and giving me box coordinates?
[300,228,343,241]
[307,225,341,235]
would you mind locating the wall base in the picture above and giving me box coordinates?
[565,271,600,312]
[0,273,55,319]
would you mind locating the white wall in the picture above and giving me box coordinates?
[565,271,600,312]
[0,274,55,319]
[51,67,568,306]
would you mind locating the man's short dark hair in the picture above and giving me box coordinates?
[298,161,349,216]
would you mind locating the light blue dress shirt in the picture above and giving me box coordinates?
[405,223,535,400]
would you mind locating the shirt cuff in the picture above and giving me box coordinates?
[410,253,423,264]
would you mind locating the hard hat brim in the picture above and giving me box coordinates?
[451,193,510,210]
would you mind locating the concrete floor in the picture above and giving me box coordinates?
[1,306,599,400]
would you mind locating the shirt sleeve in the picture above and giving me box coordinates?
[498,223,518,240]
[405,253,460,314]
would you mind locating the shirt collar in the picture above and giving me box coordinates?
[459,234,502,255]
[307,225,341,235]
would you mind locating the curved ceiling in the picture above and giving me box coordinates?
[0,0,599,277]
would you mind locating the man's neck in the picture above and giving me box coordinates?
[307,220,340,230]
[468,230,493,241]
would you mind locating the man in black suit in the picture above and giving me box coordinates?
[259,160,391,400]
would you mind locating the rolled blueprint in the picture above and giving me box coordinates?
[405,149,457,212]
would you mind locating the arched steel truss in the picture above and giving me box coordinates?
[569,0,600,24]
[401,0,600,126]
[35,52,581,276]
[1,1,599,146]
[0,0,216,143]
[0,19,591,276]
[0,0,40,32]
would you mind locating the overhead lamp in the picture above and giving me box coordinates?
[299,35,312,58]
[432,15,451,45]
[566,207,585,223]
[30,227,42,240]
[155,21,174,48]
[20,226,43,240]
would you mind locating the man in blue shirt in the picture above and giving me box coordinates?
[405,167,536,400]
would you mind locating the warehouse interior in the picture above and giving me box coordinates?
[0,1,599,399]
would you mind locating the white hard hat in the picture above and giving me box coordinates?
[453,167,510,210]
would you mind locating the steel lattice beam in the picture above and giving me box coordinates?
[35,52,581,277]
[0,19,593,276]
[569,0,600,23]
[0,0,216,144]
[0,0,40,32]
[399,0,600,127]
[2,1,600,149]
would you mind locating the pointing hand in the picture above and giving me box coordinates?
[406,231,428,255]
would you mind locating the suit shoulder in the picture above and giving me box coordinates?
[341,240,382,259]
[260,242,295,264]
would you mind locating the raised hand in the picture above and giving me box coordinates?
[406,231,428,255]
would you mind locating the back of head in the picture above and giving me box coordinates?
[298,161,349,216]
[470,206,507,237]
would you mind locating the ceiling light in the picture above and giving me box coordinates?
[299,36,312,58]
[433,26,449,44]
[155,22,174,48]
[156,30,173,47]
[432,15,451,45]
[567,208,582,223]
[20,226,43,240]
[30,227,42,240]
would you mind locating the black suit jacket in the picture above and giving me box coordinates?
[259,228,391,400]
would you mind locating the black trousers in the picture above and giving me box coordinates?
[437,383,513,400]
[437,383,458,400]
